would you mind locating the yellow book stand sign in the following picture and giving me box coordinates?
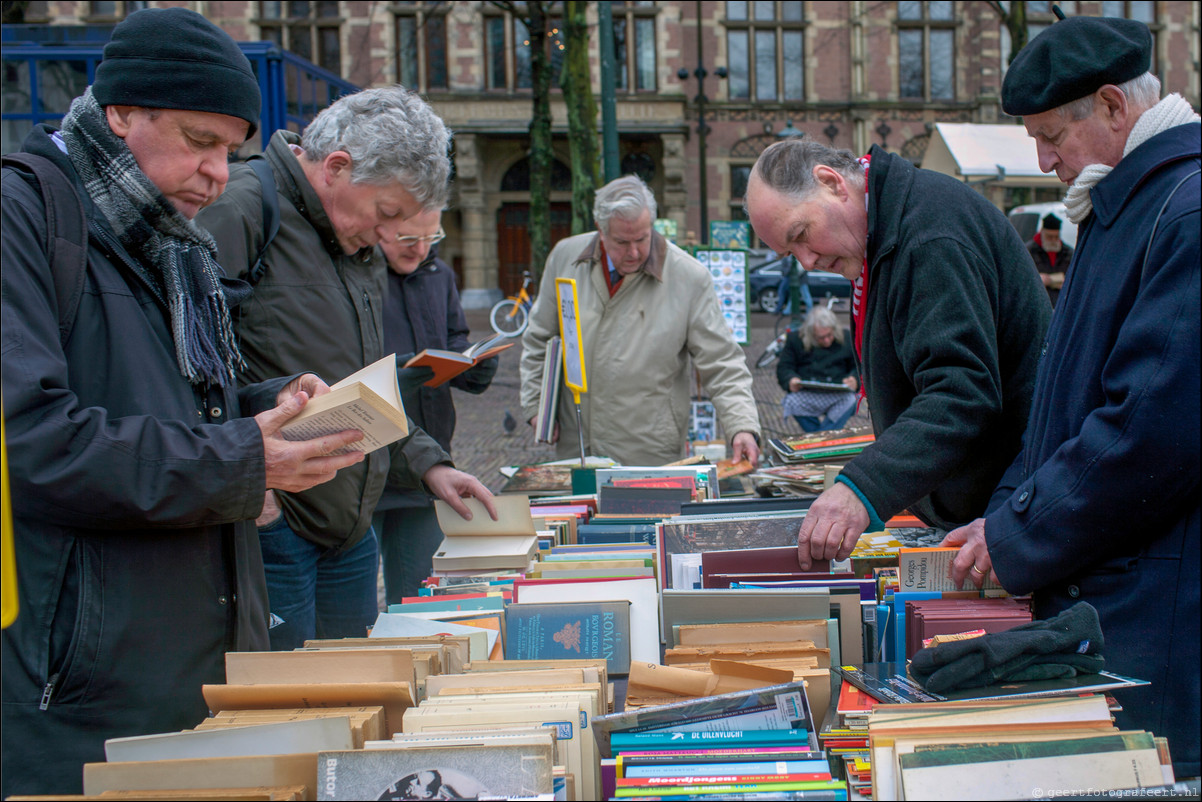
[554,278,589,466]
[2,400,17,628]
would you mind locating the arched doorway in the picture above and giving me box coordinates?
[495,156,573,295]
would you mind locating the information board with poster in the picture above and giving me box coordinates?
[695,249,750,345]
[709,220,752,250]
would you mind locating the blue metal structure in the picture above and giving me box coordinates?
[1,26,359,154]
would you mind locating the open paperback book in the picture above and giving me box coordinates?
[278,354,407,455]
[404,331,515,388]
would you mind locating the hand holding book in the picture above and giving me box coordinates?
[256,376,366,492]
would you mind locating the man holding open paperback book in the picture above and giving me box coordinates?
[198,88,496,652]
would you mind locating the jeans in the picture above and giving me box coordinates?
[776,275,814,316]
[256,515,381,650]
[792,392,857,433]
[372,503,445,606]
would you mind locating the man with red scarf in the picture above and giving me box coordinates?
[745,139,1050,567]
[1026,213,1073,306]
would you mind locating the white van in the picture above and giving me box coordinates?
[1008,201,1078,249]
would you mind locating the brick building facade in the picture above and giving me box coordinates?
[8,1,1199,303]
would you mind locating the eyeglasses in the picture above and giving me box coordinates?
[395,228,446,246]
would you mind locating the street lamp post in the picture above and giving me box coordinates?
[677,0,725,245]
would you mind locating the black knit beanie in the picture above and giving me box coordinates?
[92,7,261,137]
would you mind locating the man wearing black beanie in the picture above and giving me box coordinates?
[2,8,366,797]
[943,11,1200,779]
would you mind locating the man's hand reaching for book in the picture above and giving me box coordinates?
[255,387,366,493]
[423,465,499,522]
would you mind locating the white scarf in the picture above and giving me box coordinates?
[1064,93,1200,224]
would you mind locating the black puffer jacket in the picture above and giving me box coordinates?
[838,146,1051,529]
[1,126,278,798]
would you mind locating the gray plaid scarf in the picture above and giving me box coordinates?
[59,88,244,387]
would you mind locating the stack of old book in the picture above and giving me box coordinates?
[78,637,472,798]
[593,680,846,799]
[864,694,1176,800]
[767,426,875,465]
[400,659,611,800]
[430,495,540,577]
[816,677,878,796]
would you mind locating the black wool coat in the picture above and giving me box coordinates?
[838,146,1051,530]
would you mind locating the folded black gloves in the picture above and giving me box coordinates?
[909,601,1106,694]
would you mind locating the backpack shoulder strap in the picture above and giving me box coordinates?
[246,155,280,286]
[2,152,88,347]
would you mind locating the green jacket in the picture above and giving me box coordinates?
[197,131,449,550]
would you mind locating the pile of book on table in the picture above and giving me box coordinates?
[767,426,875,465]
[593,680,847,800]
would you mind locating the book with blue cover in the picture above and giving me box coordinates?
[504,600,632,674]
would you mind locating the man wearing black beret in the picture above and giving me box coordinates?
[944,12,1200,778]
[1,7,370,796]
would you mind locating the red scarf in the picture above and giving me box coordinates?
[851,155,871,401]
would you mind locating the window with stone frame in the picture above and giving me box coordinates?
[483,9,566,92]
[1002,2,1159,84]
[85,1,147,19]
[1100,0,1159,73]
[611,1,658,93]
[897,0,955,102]
[395,1,449,91]
[724,1,805,102]
[258,1,343,77]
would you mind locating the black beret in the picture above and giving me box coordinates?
[1002,16,1152,117]
[93,7,261,137]
[1041,214,1062,230]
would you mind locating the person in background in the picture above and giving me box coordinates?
[1,9,365,796]
[776,307,859,433]
[774,256,813,316]
[519,174,761,467]
[944,14,1199,777]
[196,87,496,652]
[745,138,1049,569]
[372,209,498,604]
[1026,213,1073,306]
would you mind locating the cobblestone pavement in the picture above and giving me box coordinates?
[448,300,871,492]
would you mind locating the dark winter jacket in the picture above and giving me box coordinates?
[838,146,1051,530]
[985,123,1200,777]
[195,131,450,551]
[775,329,858,392]
[1025,234,1072,305]
[375,251,496,511]
[1,126,278,798]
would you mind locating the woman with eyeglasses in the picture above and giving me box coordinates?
[373,208,500,604]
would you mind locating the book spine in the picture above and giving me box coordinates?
[623,760,830,778]
[614,780,848,798]
[611,730,811,749]
[618,773,833,787]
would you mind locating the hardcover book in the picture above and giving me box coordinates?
[318,742,553,800]
[505,600,632,673]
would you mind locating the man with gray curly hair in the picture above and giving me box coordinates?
[198,85,495,651]
[520,174,761,467]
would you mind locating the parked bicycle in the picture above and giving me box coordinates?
[490,270,537,336]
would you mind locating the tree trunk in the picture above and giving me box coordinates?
[561,0,600,235]
[527,1,554,281]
